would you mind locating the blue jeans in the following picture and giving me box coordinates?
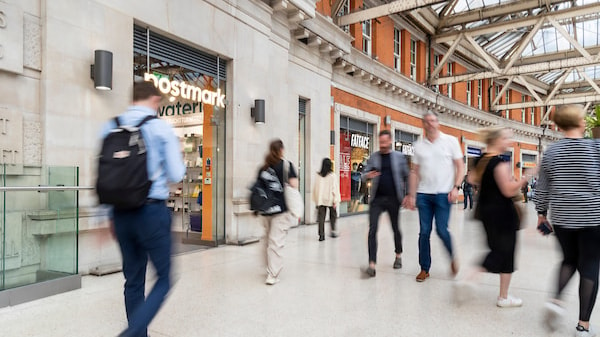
[417,193,453,272]
[113,201,172,337]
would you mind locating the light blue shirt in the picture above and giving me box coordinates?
[100,105,186,200]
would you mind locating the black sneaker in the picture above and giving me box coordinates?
[393,257,402,269]
[366,267,376,277]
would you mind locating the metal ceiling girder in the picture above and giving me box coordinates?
[494,93,600,110]
[331,0,346,17]
[501,17,545,71]
[491,76,515,106]
[517,75,543,103]
[440,0,570,28]
[336,0,446,26]
[434,2,600,44]
[547,16,593,61]
[577,69,600,94]
[545,68,572,104]
[431,52,600,84]
[513,46,600,67]
[430,34,464,79]
[464,34,501,72]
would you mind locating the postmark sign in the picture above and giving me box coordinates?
[0,2,23,74]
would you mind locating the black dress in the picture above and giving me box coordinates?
[475,155,520,274]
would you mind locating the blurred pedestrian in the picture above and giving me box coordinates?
[312,158,341,241]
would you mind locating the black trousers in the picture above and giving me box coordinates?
[554,226,600,321]
[317,205,336,237]
[368,196,402,263]
[463,191,473,209]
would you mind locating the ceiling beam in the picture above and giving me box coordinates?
[331,0,346,17]
[500,17,545,71]
[336,0,446,26]
[513,46,600,66]
[491,76,514,106]
[435,2,600,44]
[494,93,600,109]
[441,0,569,28]
[431,52,600,84]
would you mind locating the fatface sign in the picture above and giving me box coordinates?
[144,73,226,108]
[350,134,369,149]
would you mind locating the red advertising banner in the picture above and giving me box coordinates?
[340,132,352,201]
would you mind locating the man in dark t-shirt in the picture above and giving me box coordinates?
[362,130,410,277]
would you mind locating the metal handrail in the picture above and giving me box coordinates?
[0,186,94,192]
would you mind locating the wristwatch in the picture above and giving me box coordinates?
[453,185,460,190]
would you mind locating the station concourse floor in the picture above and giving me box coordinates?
[0,203,594,337]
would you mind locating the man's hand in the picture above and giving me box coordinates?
[403,195,416,210]
[448,188,459,203]
[365,170,380,179]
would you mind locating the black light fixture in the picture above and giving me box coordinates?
[330,130,336,145]
[251,99,265,124]
[90,50,113,90]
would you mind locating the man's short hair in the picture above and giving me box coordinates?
[379,129,392,138]
[133,81,162,102]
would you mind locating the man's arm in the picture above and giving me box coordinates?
[404,164,420,210]
[448,158,464,202]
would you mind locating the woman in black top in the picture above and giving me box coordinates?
[458,127,529,307]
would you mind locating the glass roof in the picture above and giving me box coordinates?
[430,0,600,91]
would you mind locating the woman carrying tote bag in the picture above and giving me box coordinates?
[312,158,341,241]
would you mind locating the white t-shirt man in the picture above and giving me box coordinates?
[413,132,463,194]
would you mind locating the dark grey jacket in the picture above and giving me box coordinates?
[362,151,410,203]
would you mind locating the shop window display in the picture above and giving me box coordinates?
[339,121,374,215]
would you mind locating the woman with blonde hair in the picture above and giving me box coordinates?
[312,158,341,241]
[534,105,600,336]
[456,126,529,307]
[257,139,298,285]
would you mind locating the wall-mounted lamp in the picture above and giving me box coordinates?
[251,99,265,124]
[90,50,113,90]
[330,130,335,145]
[384,115,391,125]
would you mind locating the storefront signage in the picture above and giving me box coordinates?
[350,134,369,149]
[400,143,414,156]
[467,147,482,157]
[144,73,226,108]
[523,162,536,168]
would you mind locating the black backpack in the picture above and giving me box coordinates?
[96,115,156,210]
[249,167,284,215]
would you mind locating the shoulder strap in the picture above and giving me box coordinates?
[114,117,121,127]
[136,115,156,128]
[283,160,289,184]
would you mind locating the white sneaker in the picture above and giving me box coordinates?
[544,301,566,332]
[265,275,280,285]
[496,295,523,308]
[576,325,597,337]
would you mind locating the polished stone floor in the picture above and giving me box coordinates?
[0,203,593,337]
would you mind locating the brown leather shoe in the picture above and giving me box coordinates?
[416,270,430,282]
[451,260,459,277]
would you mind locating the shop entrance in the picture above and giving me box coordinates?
[133,25,227,246]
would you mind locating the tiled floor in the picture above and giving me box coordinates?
[0,203,593,337]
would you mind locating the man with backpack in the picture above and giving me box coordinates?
[98,81,185,337]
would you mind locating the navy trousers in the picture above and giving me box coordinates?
[113,201,172,337]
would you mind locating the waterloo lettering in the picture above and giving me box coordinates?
[144,73,226,108]
[158,101,202,117]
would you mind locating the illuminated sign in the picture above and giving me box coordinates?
[144,73,226,108]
